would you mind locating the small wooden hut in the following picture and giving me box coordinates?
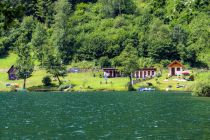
[102,68,121,78]
[7,65,18,80]
[167,60,184,76]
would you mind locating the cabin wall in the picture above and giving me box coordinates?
[8,66,18,80]
[168,67,183,76]
[103,69,121,78]
[134,70,156,79]
[8,73,18,80]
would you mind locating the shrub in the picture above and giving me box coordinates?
[189,75,195,81]
[147,82,153,86]
[160,60,171,67]
[156,73,162,78]
[42,76,52,86]
[98,56,111,68]
[128,84,135,91]
[71,61,96,69]
[168,85,173,88]
[192,82,210,97]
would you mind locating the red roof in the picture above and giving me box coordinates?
[167,60,184,68]
[7,65,16,73]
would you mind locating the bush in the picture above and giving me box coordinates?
[156,73,162,78]
[128,84,135,91]
[71,61,96,69]
[147,82,153,86]
[42,76,52,86]
[192,82,210,97]
[189,75,195,81]
[168,85,173,88]
[98,56,111,68]
[160,60,171,67]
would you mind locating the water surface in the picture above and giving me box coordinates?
[0,92,210,140]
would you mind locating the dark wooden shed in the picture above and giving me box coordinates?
[7,65,18,80]
[102,68,121,78]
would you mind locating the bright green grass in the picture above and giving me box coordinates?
[0,69,129,91]
[67,72,129,91]
[0,53,40,69]
[133,70,194,91]
[0,69,197,92]
[0,53,209,91]
[0,69,48,91]
[1,66,209,92]
[0,53,17,69]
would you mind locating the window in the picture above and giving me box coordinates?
[177,68,180,71]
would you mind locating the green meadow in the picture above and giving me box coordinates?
[1,54,208,92]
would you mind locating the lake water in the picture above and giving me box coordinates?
[0,92,210,140]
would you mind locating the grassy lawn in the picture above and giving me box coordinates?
[0,68,196,92]
[0,53,17,69]
[0,69,129,91]
[67,72,129,91]
[0,69,48,91]
[133,70,194,91]
[1,53,209,92]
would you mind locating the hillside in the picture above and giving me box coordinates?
[0,0,209,66]
[0,0,209,93]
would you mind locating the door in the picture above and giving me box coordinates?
[171,68,175,76]
[110,71,112,77]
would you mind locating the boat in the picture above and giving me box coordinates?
[138,87,155,92]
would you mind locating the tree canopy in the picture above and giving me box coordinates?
[0,0,209,68]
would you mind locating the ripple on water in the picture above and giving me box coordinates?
[135,136,143,139]
[1,92,210,139]
[99,132,112,138]
[72,130,86,135]
[66,125,75,128]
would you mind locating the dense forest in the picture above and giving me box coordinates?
[0,0,210,68]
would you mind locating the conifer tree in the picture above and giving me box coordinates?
[51,0,72,64]
[15,16,35,89]
[35,0,54,26]
[43,47,67,85]
[31,23,47,67]
[116,44,139,90]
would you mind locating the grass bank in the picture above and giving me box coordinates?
[0,53,209,92]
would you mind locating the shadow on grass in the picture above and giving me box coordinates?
[0,52,9,59]
[28,84,59,92]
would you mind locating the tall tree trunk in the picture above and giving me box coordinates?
[128,75,133,91]
[56,75,62,85]
[23,78,26,89]
[129,73,133,85]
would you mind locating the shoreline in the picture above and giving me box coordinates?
[0,90,192,93]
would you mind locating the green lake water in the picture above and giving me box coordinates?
[0,92,210,140]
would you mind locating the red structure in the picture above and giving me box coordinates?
[102,68,121,78]
[134,68,156,79]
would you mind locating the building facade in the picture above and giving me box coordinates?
[7,65,18,80]
[134,68,156,79]
[102,68,121,78]
[167,60,184,76]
